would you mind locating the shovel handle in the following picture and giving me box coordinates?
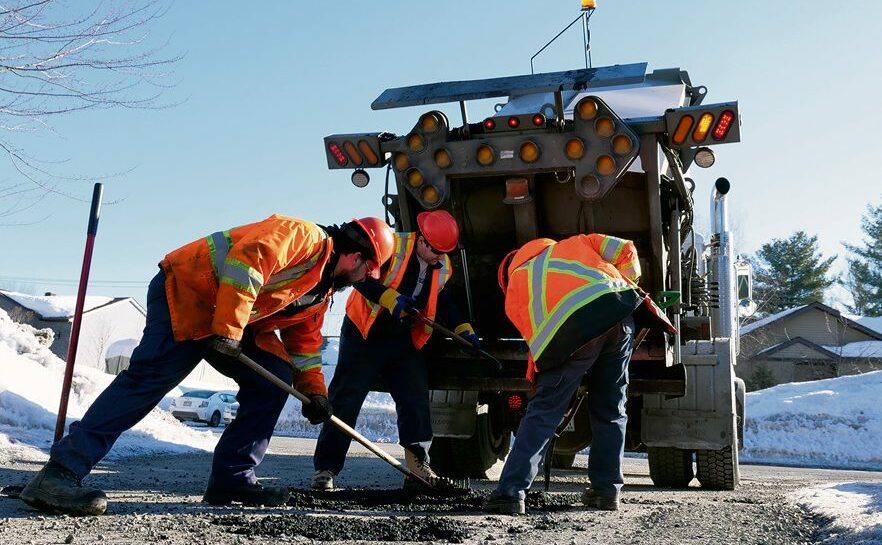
[235,352,434,490]
[408,310,503,371]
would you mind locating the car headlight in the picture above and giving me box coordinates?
[199,401,209,407]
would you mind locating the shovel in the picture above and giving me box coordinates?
[235,352,437,491]
[406,310,503,371]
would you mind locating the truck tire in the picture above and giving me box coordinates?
[429,413,510,478]
[208,411,221,428]
[696,444,740,490]
[551,452,577,469]
[647,447,694,488]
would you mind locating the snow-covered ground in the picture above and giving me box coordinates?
[1,307,880,541]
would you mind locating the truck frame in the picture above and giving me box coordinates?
[323,62,746,490]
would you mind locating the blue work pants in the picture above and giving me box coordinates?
[313,317,431,475]
[50,270,293,488]
[495,316,634,500]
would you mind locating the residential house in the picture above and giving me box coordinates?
[737,301,882,389]
[0,290,146,373]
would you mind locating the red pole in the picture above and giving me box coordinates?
[54,183,103,443]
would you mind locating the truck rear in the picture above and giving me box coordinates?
[324,62,746,490]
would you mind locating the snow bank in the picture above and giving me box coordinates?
[0,308,216,464]
[743,370,882,470]
[792,482,882,544]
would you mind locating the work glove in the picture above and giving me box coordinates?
[455,323,481,350]
[211,336,242,358]
[379,288,417,320]
[302,394,333,425]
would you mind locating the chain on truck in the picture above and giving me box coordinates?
[322,12,753,490]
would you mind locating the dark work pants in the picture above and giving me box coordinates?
[313,318,431,475]
[495,316,634,500]
[50,270,293,488]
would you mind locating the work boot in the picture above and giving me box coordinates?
[403,449,439,490]
[311,470,335,491]
[581,487,620,511]
[483,492,526,515]
[20,460,108,516]
[202,481,290,507]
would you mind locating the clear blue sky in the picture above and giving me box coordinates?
[2,0,880,306]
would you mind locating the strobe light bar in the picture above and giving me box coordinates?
[664,102,741,148]
[323,133,386,170]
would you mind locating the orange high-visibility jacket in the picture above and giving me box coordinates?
[346,232,452,349]
[504,234,676,383]
[160,214,333,395]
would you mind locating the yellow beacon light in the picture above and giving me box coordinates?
[519,141,540,163]
[434,148,452,169]
[406,168,424,188]
[421,185,440,204]
[565,138,585,160]
[476,144,496,166]
[692,112,715,143]
[393,152,410,172]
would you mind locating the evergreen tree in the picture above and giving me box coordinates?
[752,231,836,315]
[844,202,882,315]
[747,363,776,391]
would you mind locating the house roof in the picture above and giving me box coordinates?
[740,301,882,341]
[755,337,840,360]
[824,340,882,359]
[842,313,882,336]
[0,290,145,321]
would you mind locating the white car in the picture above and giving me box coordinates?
[170,390,238,427]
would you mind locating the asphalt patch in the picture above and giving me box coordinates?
[213,513,472,543]
[285,488,581,513]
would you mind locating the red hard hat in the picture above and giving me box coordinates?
[416,210,459,253]
[497,249,518,292]
[351,217,395,266]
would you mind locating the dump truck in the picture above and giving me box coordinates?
[323,61,748,490]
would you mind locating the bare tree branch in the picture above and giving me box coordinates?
[0,0,180,220]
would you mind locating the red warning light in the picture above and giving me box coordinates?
[507,394,524,411]
[508,116,520,128]
[712,110,735,141]
[483,118,496,130]
[532,114,546,127]
[328,142,348,166]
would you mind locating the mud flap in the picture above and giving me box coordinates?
[429,390,478,438]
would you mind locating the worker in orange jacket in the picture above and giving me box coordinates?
[21,215,395,516]
[484,234,676,515]
[312,210,478,490]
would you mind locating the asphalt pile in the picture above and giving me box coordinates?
[213,513,472,543]
[211,489,584,542]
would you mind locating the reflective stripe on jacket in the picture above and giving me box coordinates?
[346,232,452,349]
[160,215,333,395]
[504,234,675,383]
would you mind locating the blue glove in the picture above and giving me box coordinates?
[455,323,481,349]
[461,331,481,349]
[380,289,417,319]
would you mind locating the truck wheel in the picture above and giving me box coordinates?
[429,413,510,478]
[551,452,577,469]
[647,447,694,488]
[208,411,221,428]
[696,444,740,490]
